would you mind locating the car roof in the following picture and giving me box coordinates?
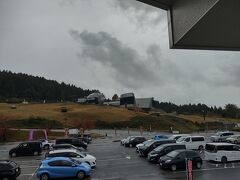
[44,157,71,162]
[49,149,78,154]
[54,144,72,146]
[207,143,235,146]
[184,135,205,138]
[173,149,195,153]
[21,141,41,143]
[161,143,185,147]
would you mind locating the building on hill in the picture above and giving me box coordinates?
[135,98,154,111]
[86,92,105,104]
[120,93,135,108]
[77,98,86,104]
[112,94,119,101]
[103,100,120,107]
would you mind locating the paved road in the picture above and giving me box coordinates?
[1,134,240,180]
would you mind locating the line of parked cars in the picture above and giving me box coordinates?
[121,131,240,171]
[3,134,94,180]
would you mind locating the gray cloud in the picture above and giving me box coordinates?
[69,30,161,88]
[113,0,166,27]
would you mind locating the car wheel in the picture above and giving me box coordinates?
[129,144,133,148]
[196,162,202,169]
[44,144,50,150]
[221,156,227,164]
[77,171,85,179]
[10,152,16,157]
[40,173,49,180]
[171,164,177,171]
[198,145,204,151]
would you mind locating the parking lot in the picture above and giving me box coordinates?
[1,132,240,180]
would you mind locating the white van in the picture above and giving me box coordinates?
[176,136,205,150]
[205,143,240,163]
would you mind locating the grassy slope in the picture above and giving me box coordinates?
[0,103,145,124]
[1,103,239,132]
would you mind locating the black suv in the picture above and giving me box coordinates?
[138,139,176,157]
[125,136,146,147]
[55,138,87,149]
[9,141,42,157]
[0,160,21,179]
[148,143,186,163]
[159,149,202,171]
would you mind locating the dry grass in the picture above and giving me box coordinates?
[0,103,146,125]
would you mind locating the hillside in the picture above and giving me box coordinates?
[0,102,145,125]
[1,103,239,133]
[0,70,97,102]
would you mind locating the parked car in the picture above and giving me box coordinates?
[51,144,85,152]
[210,132,234,142]
[9,141,42,157]
[36,157,91,180]
[205,143,240,163]
[148,143,186,163]
[153,134,168,140]
[136,139,154,153]
[83,134,92,143]
[45,149,96,168]
[176,136,205,150]
[138,139,176,157]
[0,160,21,179]
[38,139,53,150]
[121,136,134,146]
[55,138,87,149]
[168,134,189,141]
[159,150,202,171]
[226,135,240,144]
[124,136,146,147]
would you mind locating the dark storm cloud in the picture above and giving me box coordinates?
[69,30,163,88]
[113,0,165,26]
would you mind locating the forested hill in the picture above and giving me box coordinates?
[0,70,98,102]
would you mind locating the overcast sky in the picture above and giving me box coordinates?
[0,0,240,107]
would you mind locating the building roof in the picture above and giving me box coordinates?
[135,98,153,109]
[138,0,240,51]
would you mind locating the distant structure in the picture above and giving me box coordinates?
[120,93,136,108]
[135,98,154,111]
[112,94,119,101]
[77,92,105,105]
[86,92,105,104]
[103,101,120,107]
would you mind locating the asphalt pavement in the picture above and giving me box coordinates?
[1,131,240,180]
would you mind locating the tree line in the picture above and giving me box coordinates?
[0,70,98,102]
[154,101,240,119]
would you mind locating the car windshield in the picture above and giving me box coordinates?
[167,151,179,158]
[229,135,239,138]
[77,151,86,157]
[154,144,165,151]
[144,140,154,147]
[70,158,81,165]
[177,137,186,142]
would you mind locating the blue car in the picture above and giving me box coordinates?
[36,157,91,180]
[153,134,168,140]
